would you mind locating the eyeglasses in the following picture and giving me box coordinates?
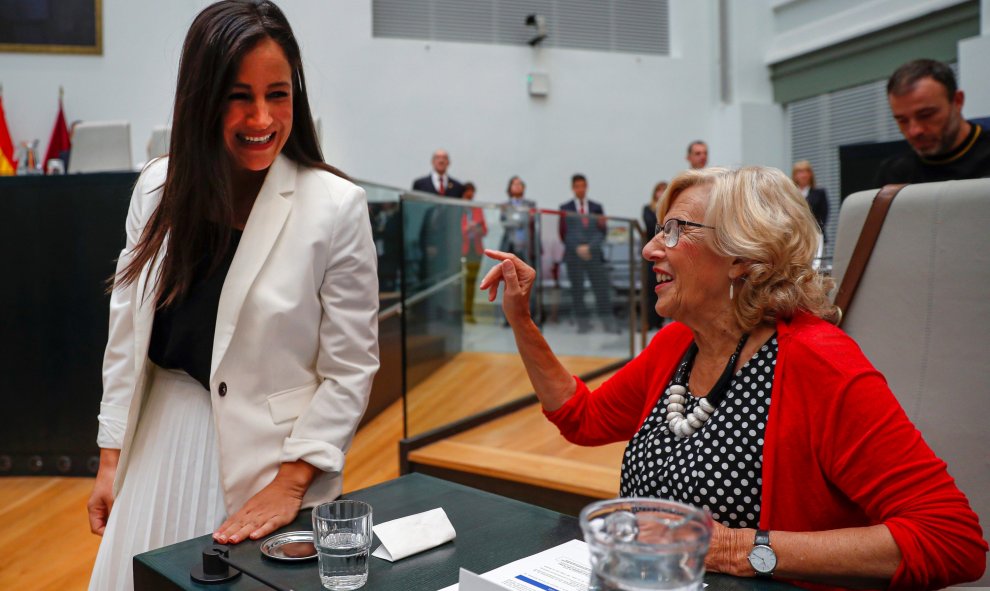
[654,218,716,248]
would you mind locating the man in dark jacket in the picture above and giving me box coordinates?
[876,59,990,185]
[412,149,464,197]
[559,174,615,333]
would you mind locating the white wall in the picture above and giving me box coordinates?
[958,0,990,118]
[712,0,785,169]
[0,0,784,220]
[766,0,970,64]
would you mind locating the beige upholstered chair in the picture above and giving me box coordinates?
[147,125,171,161]
[67,120,133,173]
[832,179,990,587]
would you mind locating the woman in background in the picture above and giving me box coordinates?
[461,182,487,323]
[87,2,379,589]
[792,160,828,265]
[642,181,667,330]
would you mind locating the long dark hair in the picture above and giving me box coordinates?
[115,0,344,306]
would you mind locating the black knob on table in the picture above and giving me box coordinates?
[190,545,241,584]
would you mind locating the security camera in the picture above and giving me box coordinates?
[525,14,547,47]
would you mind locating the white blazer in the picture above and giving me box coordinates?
[97,155,380,514]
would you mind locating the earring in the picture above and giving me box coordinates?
[729,281,734,300]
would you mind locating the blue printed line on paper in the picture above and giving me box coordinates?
[514,575,561,591]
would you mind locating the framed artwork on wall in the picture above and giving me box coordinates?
[0,0,102,55]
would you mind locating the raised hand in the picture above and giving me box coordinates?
[479,249,536,325]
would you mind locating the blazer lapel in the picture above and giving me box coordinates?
[211,155,296,380]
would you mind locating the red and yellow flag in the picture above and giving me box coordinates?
[0,94,16,176]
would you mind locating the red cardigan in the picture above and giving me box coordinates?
[545,312,986,590]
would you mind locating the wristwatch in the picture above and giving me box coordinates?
[747,529,777,578]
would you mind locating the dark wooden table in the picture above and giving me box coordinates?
[134,474,797,590]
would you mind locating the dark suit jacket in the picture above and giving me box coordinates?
[412,174,464,198]
[642,204,658,237]
[558,199,606,259]
[805,188,829,236]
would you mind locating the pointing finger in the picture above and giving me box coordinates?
[501,259,519,292]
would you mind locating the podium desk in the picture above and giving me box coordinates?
[134,473,797,591]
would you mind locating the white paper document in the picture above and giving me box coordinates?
[440,539,592,591]
[440,539,708,591]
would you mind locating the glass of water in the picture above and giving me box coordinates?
[580,498,712,591]
[312,500,373,590]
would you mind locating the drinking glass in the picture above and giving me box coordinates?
[312,500,373,590]
[580,498,713,591]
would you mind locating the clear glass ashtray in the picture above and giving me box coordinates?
[260,530,317,561]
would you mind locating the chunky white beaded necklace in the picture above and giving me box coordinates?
[665,333,749,439]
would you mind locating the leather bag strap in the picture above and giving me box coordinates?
[834,183,907,327]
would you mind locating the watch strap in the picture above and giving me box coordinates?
[754,529,770,546]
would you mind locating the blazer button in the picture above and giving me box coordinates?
[218,382,227,397]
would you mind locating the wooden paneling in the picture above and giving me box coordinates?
[406,351,620,436]
[408,370,625,500]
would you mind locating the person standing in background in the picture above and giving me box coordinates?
[460,182,487,323]
[499,175,537,266]
[792,161,828,267]
[643,181,668,330]
[686,140,708,169]
[414,149,464,287]
[791,161,828,232]
[559,174,614,333]
[499,175,537,324]
[412,148,464,198]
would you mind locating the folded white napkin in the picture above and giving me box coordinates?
[371,507,456,561]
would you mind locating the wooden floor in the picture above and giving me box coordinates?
[2,351,619,590]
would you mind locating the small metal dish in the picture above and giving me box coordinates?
[260,531,317,561]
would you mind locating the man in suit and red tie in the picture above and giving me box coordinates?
[413,149,464,286]
[559,174,615,333]
[412,149,464,198]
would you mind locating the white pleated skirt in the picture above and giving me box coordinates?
[89,366,228,591]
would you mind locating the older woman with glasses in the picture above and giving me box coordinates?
[480,166,986,590]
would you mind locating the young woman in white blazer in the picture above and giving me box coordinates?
[86,2,379,589]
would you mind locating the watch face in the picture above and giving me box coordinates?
[748,544,777,573]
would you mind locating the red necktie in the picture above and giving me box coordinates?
[580,201,589,227]
[439,177,446,195]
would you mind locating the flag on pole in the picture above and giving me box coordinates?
[0,90,16,176]
[44,88,71,172]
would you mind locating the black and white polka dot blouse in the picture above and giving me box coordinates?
[619,335,778,529]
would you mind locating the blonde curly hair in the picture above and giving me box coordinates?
[658,166,837,331]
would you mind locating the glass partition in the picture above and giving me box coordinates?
[359,180,403,311]
[401,191,646,438]
[533,210,640,359]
